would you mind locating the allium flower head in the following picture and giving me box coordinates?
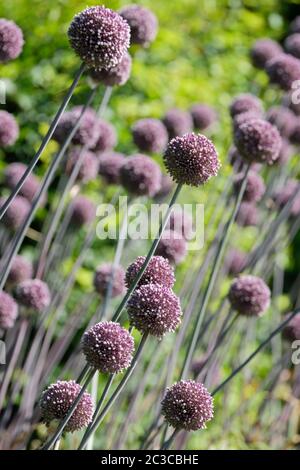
[0,195,30,231]
[16,279,51,312]
[233,110,263,131]
[225,249,247,276]
[285,33,300,59]
[98,151,126,184]
[132,118,168,153]
[266,106,296,138]
[266,53,300,91]
[273,179,300,217]
[233,170,265,203]
[155,229,187,265]
[68,6,130,70]
[162,108,193,139]
[0,111,19,146]
[190,104,217,130]
[93,263,125,298]
[66,148,99,183]
[7,255,33,285]
[228,275,270,317]
[69,196,96,227]
[0,291,18,329]
[53,107,99,148]
[166,208,193,239]
[250,39,282,69]
[40,380,93,433]
[89,52,132,86]
[125,255,175,289]
[229,94,263,118]
[82,321,134,373]
[0,19,24,62]
[119,5,158,46]
[120,154,161,197]
[234,118,282,165]
[127,284,182,337]
[163,133,220,187]
[282,313,300,342]
[92,119,117,153]
[4,163,43,203]
[236,202,258,227]
[161,380,214,431]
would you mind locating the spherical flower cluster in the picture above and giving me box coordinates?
[0,291,18,329]
[234,118,282,165]
[250,38,282,69]
[273,179,300,217]
[236,202,258,227]
[120,154,161,197]
[233,170,265,203]
[161,380,214,431]
[266,53,300,91]
[68,6,130,70]
[125,255,175,289]
[284,33,300,59]
[7,255,33,285]
[16,279,51,312]
[166,208,193,239]
[155,230,187,265]
[229,94,263,118]
[225,249,247,276]
[228,275,270,317]
[0,196,30,231]
[282,313,300,342]
[127,283,182,337]
[69,196,96,227]
[40,380,93,433]
[233,110,263,132]
[162,109,193,139]
[89,52,132,87]
[132,118,168,153]
[0,111,19,146]
[190,104,217,130]
[92,119,117,153]
[82,321,134,373]
[163,133,220,187]
[119,5,158,46]
[66,148,99,183]
[154,174,174,200]
[266,106,296,138]
[93,263,125,298]
[4,163,42,203]
[0,19,24,62]
[98,151,126,184]
[53,107,99,148]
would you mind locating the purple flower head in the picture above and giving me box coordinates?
[132,118,168,153]
[40,380,93,433]
[228,275,270,317]
[166,208,193,240]
[266,53,300,91]
[234,118,282,165]
[68,6,130,70]
[82,321,134,373]
[285,33,300,59]
[273,179,300,217]
[233,170,265,203]
[119,5,158,46]
[282,313,300,342]
[125,255,175,289]
[155,229,187,265]
[162,109,193,139]
[92,119,117,153]
[266,106,296,138]
[93,263,125,298]
[89,52,132,87]
[225,249,247,276]
[120,154,161,197]
[16,279,51,312]
[0,195,30,231]
[190,104,217,130]
[250,39,282,69]
[290,16,300,34]
[7,255,33,285]
[233,110,264,132]
[163,133,220,187]
[66,148,99,183]
[98,151,126,185]
[154,174,174,200]
[236,202,258,227]
[230,94,263,118]
[290,118,300,144]
[0,291,18,329]
[69,195,96,227]
[161,380,214,431]
[0,19,24,62]
[53,107,99,148]
[0,111,19,146]
[127,284,182,337]
[4,163,44,204]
